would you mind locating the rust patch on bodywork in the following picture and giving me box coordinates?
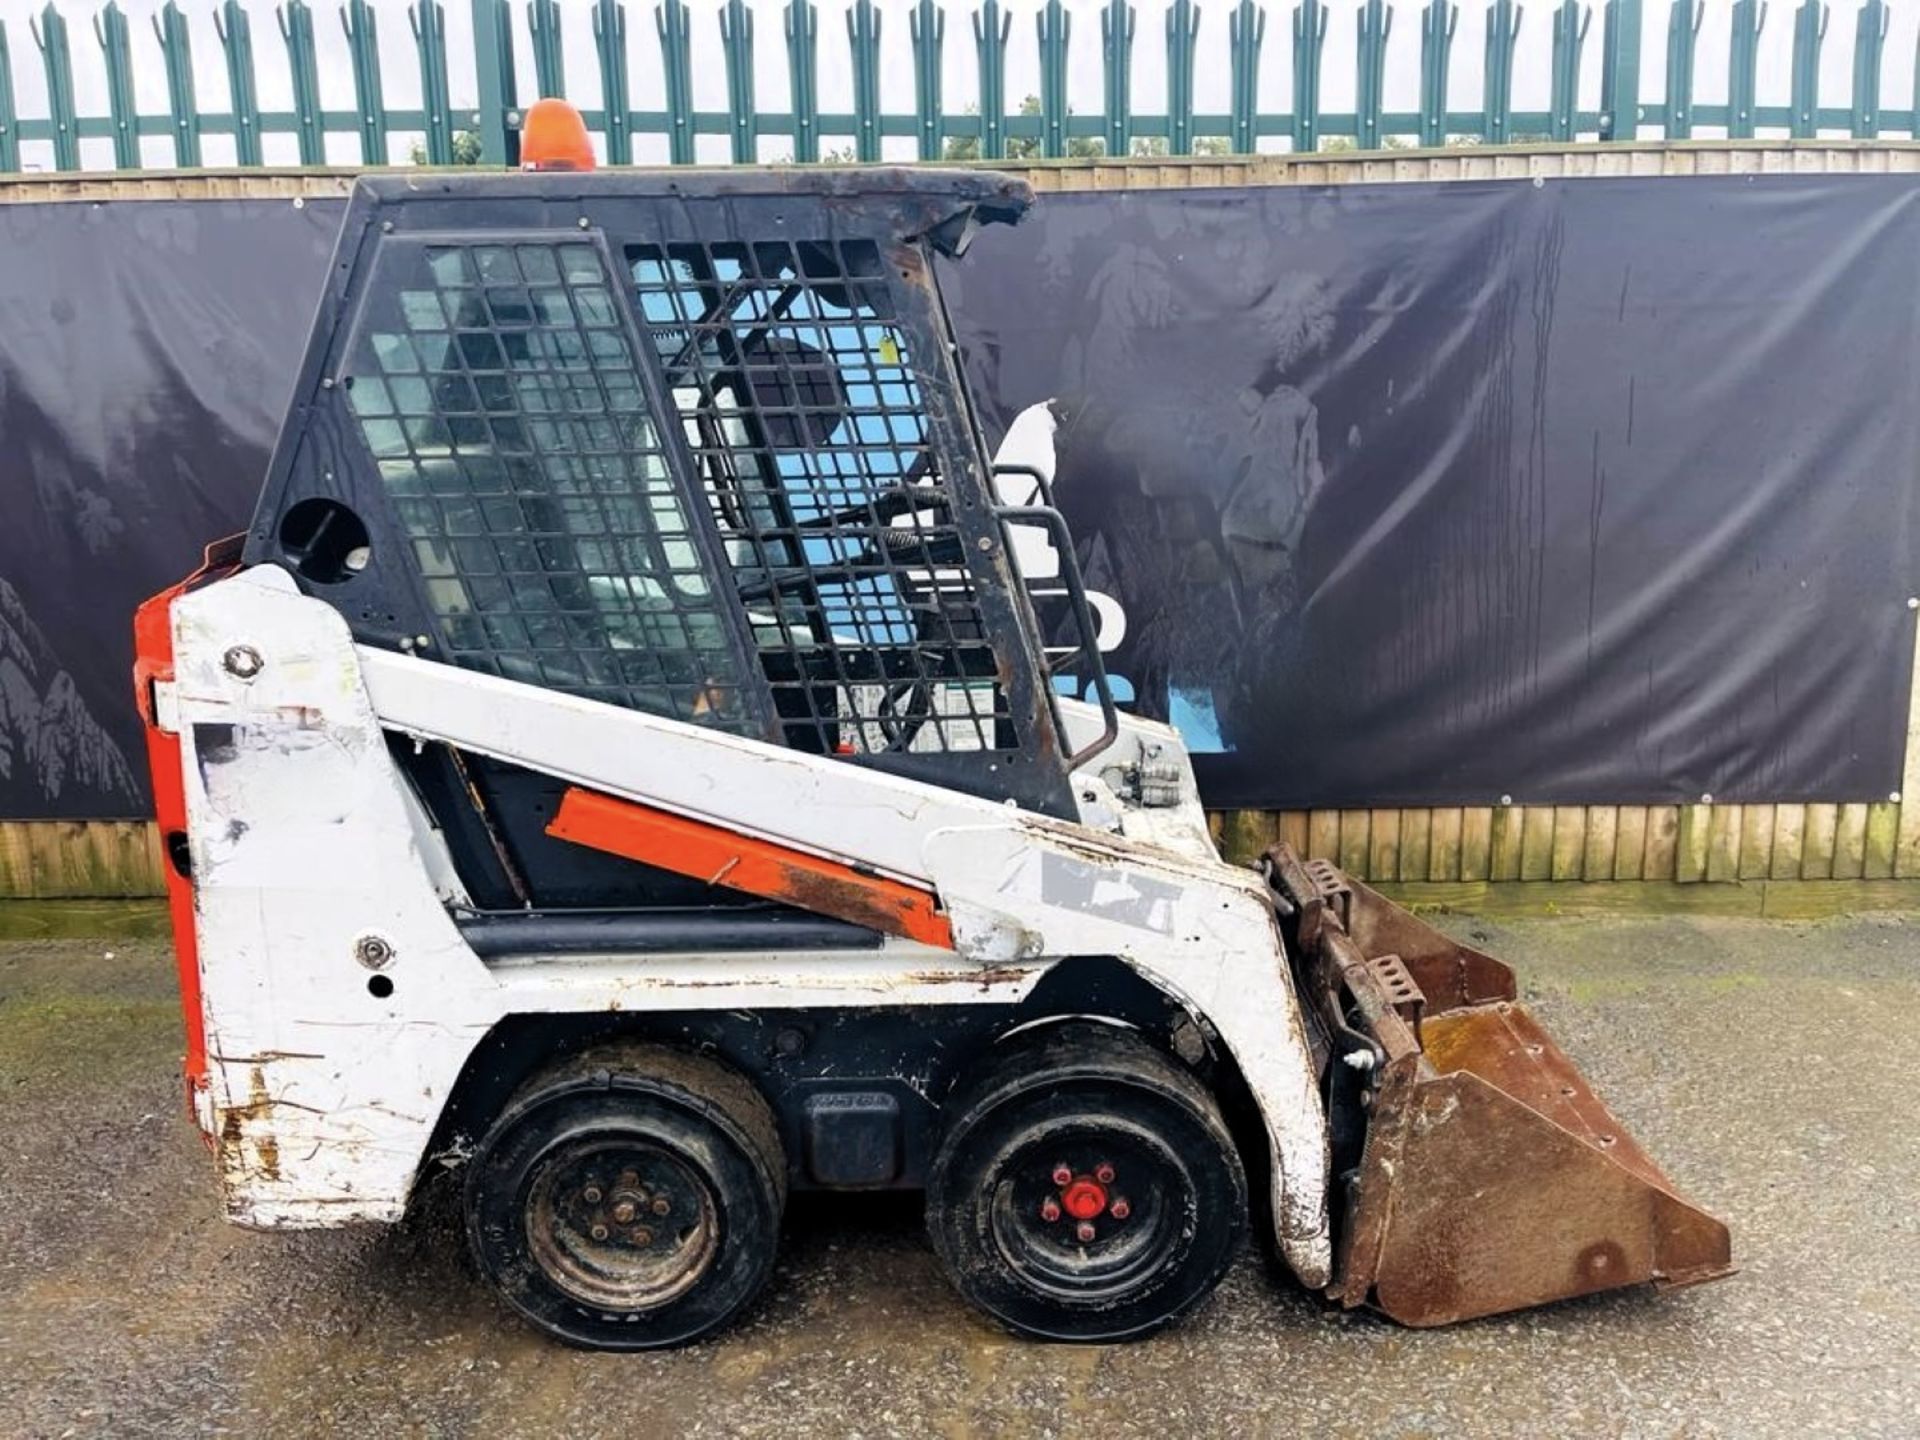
[904,964,1032,989]
[217,1066,283,1185]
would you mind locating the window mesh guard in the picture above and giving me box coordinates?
[629,238,1018,759]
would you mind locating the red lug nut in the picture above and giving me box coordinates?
[1051,1164,1073,1187]
[1094,1163,1115,1184]
[1109,1197,1131,1221]
[1074,1221,1097,1243]
[1040,1197,1062,1222]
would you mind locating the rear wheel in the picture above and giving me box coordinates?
[464,1044,785,1350]
[926,1021,1247,1341]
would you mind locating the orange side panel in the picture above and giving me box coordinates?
[131,538,244,1107]
[547,787,955,950]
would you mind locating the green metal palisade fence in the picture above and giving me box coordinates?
[0,0,1916,173]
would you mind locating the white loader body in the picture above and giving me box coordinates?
[165,564,1334,1287]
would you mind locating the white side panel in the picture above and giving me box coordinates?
[171,568,1330,1285]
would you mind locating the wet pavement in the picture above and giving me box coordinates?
[2,912,1916,1438]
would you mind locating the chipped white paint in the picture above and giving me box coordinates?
[167,565,1332,1285]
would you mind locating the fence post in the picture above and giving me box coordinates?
[1355,0,1390,150]
[410,0,454,163]
[469,0,518,165]
[652,0,689,162]
[31,4,80,172]
[95,2,140,169]
[1600,0,1641,139]
[278,1,325,164]
[1101,0,1133,156]
[1228,0,1263,154]
[975,0,1010,159]
[1788,0,1825,138]
[1484,0,1519,143]
[1419,0,1456,147]
[341,0,389,164]
[528,0,564,97]
[1165,0,1198,154]
[1292,0,1326,153]
[215,1,263,165]
[599,0,635,161]
[1664,0,1699,137]
[1037,0,1070,159]
[1727,0,1763,139]
[784,0,819,161]
[591,0,629,162]
[1849,0,1885,138]
[154,2,202,167]
[848,0,881,161]
[909,0,943,160]
[721,0,756,162]
[1549,0,1589,140]
[0,23,17,173]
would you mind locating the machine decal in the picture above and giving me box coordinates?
[547,785,955,948]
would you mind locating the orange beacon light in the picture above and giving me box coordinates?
[520,98,596,172]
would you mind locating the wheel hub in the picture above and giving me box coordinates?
[1060,1177,1109,1221]
[526,1141,719,1311]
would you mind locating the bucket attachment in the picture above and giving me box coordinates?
[1264,845,1733,1327]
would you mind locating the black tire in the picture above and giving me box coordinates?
[464,1043,786,1350]
[926,1021,1248,1342]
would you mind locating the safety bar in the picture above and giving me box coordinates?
[992,485,1120,771]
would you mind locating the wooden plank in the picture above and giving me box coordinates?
[1549,807,1586,881]
[1379,877,1920,920]
[1518,806,1555,881]
[1580,806,1617,882]
[1398,809,1432,886]
[1338,810,1372,878]
[1863,801,1899,879]
[0,823,32,898]
[1705,804,1743,883]
[1898,604,1920,876]
[1367,809,1402,883]
[1278,810,1310,856]
[1799,804,1838,881]
[1308,810,1342,864]
[1642,807,1680,881]
[1674,804,1711,884]
[1739,803,1775,879]
[1612,807,1649,880]
[1833,803,1868,881]
[1460,807,1493,882]
[1759,878,1920,919]
[1489,806,1524,881]
[1428,808,1464,882]
[1217,809,1275,865]
[1769,804,1806,880]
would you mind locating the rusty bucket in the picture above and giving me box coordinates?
[1266,845,1733,1327]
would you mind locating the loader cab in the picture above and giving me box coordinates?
[245,169,1110,910]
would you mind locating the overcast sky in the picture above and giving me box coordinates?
[0,0,1910,170]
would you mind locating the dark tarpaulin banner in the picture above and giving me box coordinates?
[0,197,344,820]
[2,177,1916,819]
[941,176,1920,810]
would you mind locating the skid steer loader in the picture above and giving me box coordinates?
[133,149,1729,1349]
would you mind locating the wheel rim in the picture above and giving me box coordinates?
[985,1123,1192,1304]
[525,1138,721,1311]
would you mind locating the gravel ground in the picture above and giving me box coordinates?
[1,912,1916,1439]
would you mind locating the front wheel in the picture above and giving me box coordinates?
[464,1043,786,1350]
[926,1021,1248,1342]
